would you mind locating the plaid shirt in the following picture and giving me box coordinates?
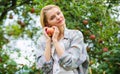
[36,28,89,74]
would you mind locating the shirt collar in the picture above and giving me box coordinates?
[63,28,70,39]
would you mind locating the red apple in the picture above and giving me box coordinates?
[103,47,108,52]
[30,8,35,13]
[46,27,54,37]
[90,34,96,40]
[20,22,25,28]
[17,20,25,28]
[83,19,88,25]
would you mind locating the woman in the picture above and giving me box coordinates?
[36,5,89,74]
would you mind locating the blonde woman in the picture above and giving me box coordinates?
[36,4,89,74]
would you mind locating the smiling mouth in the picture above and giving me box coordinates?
[58,19,63,24]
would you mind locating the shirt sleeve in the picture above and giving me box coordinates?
[35,36,53,73]
[58,30,87,70]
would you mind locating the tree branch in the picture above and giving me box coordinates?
[0,0,10,6]
[0,0,33,23]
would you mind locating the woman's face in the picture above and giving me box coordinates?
[45,7,65,27]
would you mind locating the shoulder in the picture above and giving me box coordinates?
[65,28,83,37]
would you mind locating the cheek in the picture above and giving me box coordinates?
[61,13,64,18]
[48,20,56,26]
[61,15,65,21]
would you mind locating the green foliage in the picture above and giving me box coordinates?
[0,0,120,74]
[0,50,18,74]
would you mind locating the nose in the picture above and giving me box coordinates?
[56,15,60,20]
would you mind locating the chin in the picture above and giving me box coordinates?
[60,20,65,26]
[58,23,64,27]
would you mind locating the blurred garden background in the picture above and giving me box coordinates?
[0,0,120,74]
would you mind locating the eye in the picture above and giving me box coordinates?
[50,15,55,20]
[57,11,60,15]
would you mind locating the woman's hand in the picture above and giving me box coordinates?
[52,26,59,42]
[43,27,52,61]
[43,27,51,41]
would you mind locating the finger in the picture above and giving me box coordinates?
[52,26,57,30]
[44,27,48,31]
[43,27,49,36]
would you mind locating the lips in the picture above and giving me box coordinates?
[57,19,63,24]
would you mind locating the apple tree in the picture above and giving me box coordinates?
[0,0,120,74]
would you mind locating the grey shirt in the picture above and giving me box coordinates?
[36,28,89,74]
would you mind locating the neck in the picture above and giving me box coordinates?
[57,25,65,40]
[58,25,65,35]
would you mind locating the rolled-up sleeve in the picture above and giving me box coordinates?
[58,30,87,70]
[35,36,53,73]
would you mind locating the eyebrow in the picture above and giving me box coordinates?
[50,11,60,18]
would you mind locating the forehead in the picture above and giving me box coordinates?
[45,7,61,17]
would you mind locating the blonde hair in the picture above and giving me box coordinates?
[40,5,61,28]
